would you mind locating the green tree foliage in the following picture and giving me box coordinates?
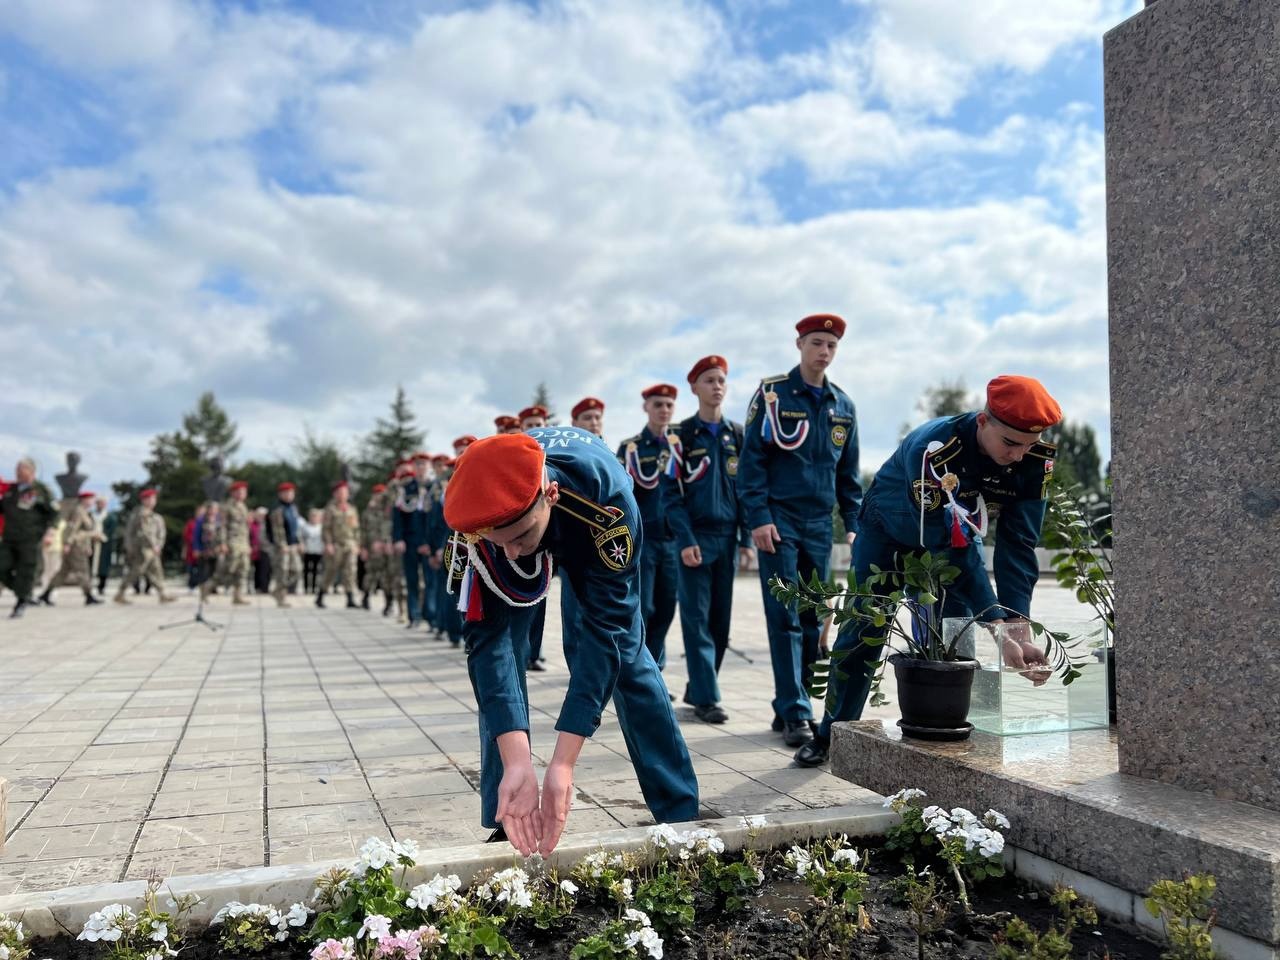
[358,386,425,491]
[532,382,556,422]
[292,428,348,514]
[1042,419,1103,494]
[182,391,241,460]
[899,379,976,439]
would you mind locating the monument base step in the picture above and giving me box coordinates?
[831,721,1280,957]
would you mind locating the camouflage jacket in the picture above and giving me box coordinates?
[217,499,251,551]
[360,492,391,547]
[124,508,166,557]
[323,502,360,547]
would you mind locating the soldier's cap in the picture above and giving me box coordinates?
[986,376,1062,434]
[78,491,95,499]
[372,483,387,493]
[332,480,350,492]
[444,434,545,535]
[277,481,296,492]
[412,451,432,462]
[140,488,158,499]
[229,480,249,492]
[494,415,520,430]
[796,313,846,339]
[518,405,549,422]
[687,355,728,384]
[571,396,605,419]
[431,452,451,463]
[642,383,678,400]
[452,434,478,449]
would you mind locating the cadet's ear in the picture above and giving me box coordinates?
[545,481,561,506]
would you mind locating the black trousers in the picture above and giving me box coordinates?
[303,554,322,593]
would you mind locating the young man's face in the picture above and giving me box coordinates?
[96,497,108,513]
[797,332,839,372]
[503,425,524,435]
[15,461,34,484]
[482,489,556,560]
[521,416,547,430]
[334,487,349,506]
[232,487,247,502]
[975,413,1042,466]
[414,459,431,481]
[141,495,157,511]
[644,396,675,428]
[280,488,296,504]
[691,368,726,408]
[573,410,604,436]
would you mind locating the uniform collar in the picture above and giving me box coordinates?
[641,424,667,443]
[788,365,832,400]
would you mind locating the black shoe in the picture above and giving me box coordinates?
[361,592,370,610]
[528,660,547,672]
[38,591,53,606]
[406,619,419,629]
[85,594,102,605]
[783,720,811,748]
[315,592,325,609]
[345,593,359,609]
[486,826,508,843]
[383,597,393,616]
[10,601,26,619]
[771,714,784,733]
[450,639,461,648]
[794,737,830,768]
[694,704,730,724]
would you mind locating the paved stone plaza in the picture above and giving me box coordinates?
[0,574,1088,896]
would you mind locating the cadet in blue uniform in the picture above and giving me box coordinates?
[427,454,462,645]
[517,406,552,671]
[737,314,863,747]
[445,429,699,857]
[560,397,607,662]
[616,384,680,670]
[665,356,753,724]
[794,375,1061,766]
[392,451,435,628]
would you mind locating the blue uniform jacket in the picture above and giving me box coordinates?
[391,479,431,544]
[862,412,1055,619]
[615,426,675,541]
[663,416,750,550]
[467,426,646,740]
[737,365,863,533]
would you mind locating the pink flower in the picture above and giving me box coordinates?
[309,937,355,960]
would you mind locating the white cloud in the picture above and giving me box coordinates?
[0,0,1121,493]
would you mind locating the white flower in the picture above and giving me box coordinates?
[740,815,769,830]
[79,905,136,943]
[984,810,1011,831]
[481,867,533,910]
[579,850,625,878]
[624,926,665,959]
[619,878,633,901]
[786,846,825,878]
[392,839,420,865]
[0,946,9,960]
[406,875,463,912]
[149,921,168,942]
[977,830,1005,858]
[883,788,927,812]
[831,848,860,866]
[950,808,979,827]
[357,915,392,941]
[754,868,765,884]
[286,903,311,928]
[356,838,396,873]
[559,880,578,896]
[623,908,650,927]
[646,825,682,849]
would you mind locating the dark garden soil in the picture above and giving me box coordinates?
[31,843,1166,960]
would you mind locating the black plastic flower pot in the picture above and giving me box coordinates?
[889,654,980,741]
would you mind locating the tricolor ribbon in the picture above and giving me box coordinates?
[681,456,710,483]
[760,389,810,450]
[624,440,663,489]
[462,540,554,624]
[662,431,682,479]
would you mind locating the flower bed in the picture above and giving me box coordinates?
[6,793,1196,960]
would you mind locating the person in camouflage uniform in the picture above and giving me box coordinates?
[360,482,397,615]
[385,461,413,621]
[317,480,361,609]
[267,481,302,608]
[207,479,251,605]
[113,489,176,605]
[38,491,103,606]
[1,457,58,618]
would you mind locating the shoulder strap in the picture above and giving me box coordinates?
[554,487,623,534]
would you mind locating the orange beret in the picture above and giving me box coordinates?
[518,405,549,422]
[444,434,546,534]
[494,415,520,430]
[687,355,728,384]
[229,480,248,492]
[277,481,296,492]
[985,376,1061,433]
[642,383,678,400]
[796,313,846,339]
[371,483,387,493]
[332,480,349,492]
[78,490,96,499]
[140,488,157,499]
[452,435,478,449]
[571,397,605,419]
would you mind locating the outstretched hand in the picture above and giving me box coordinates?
[538,763,574,856]
[495,761,541,857]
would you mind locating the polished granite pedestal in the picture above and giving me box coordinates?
[832,721,1280,958]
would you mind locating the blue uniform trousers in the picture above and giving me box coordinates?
[677,531,736,706]
[757,512,831,723]
[402,548,432,624]
[435,564,461,642]
[639,535,679,669]
[473,603,699,828]
[559,570,582,663]
[524,599,547,663]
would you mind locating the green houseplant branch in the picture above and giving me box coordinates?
[1042,478,1115,633]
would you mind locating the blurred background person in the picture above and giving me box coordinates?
[300,507,324,593]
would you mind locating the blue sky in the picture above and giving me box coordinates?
[0,0,1138,490]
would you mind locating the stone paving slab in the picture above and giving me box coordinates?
[0,573,1088,895]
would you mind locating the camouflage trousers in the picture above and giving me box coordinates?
[272,545,302,601]
[46,547,94,591]
[321,544,358,592]
[216,546,251,589]
[362,551,404,599]
[116,550,166,598]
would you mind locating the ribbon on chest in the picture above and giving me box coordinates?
[919,441,988,549]
[449,534,554,623]
[624,432,681,489]
[759,388,810,451]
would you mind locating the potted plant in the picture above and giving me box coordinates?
[770,550,1088,741]
[1042,479,1116,722]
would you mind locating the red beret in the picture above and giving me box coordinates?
[332,480,349,492]
[431,453,450,463]
[986,376,1062,433]
[229,480,248,492]
[796,313,846,339]
[277,481,296,492]
[642,383,678,400]
[494,415,520,430]
[78,491,96,499]
[452,435,478,449]
[518,405,549,422]
[571,397,605,419]
[140,488,157,499]
[444,434,546,534]
[371,483,387,493]
[412,451,431,462]
[687,355,728,384]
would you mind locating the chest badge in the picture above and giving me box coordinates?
[912,479,942,511]
[726,455,739,477]
[831,425,848,448]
